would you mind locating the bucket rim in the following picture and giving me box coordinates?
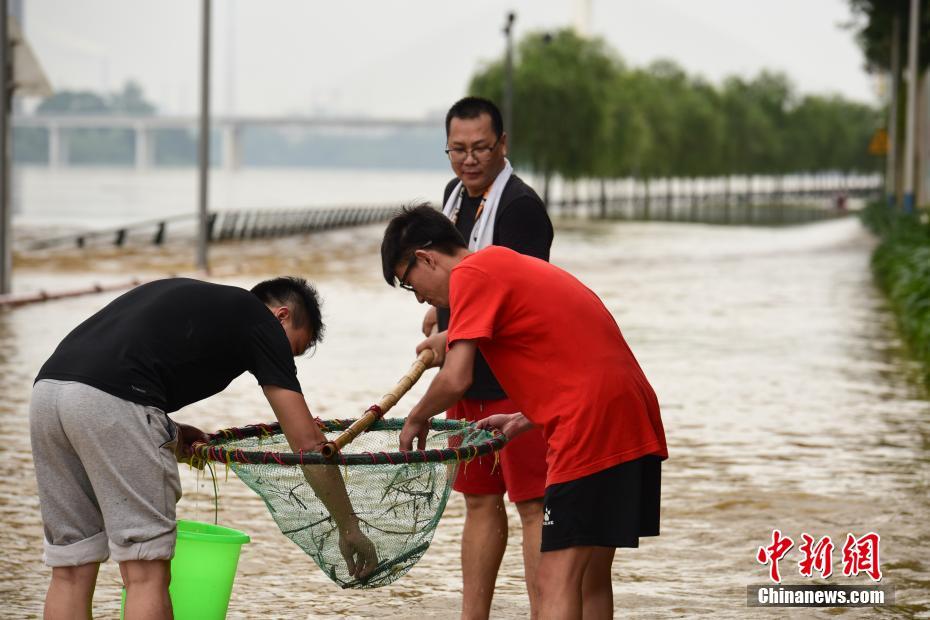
[177,519,251,544]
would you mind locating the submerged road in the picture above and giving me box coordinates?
[1,217,927,618]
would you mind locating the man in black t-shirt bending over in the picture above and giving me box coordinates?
[31,277,376,619]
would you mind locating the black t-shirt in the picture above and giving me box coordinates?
[437,174,553,400]
[35,278,302,413]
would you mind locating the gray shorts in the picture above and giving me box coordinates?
[30,379,182,567]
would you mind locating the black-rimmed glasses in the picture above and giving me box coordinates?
[445,139,500,163]
[398,241,432,291]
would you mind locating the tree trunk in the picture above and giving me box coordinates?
[644,178,651,220]
[599,178,607,219]
[917,67,930,207]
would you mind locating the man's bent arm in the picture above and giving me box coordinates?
[263,386,377,577]
[262,386,357,524]
[400,339,477,450]
[422,306,438,337]
[416,329,448,367]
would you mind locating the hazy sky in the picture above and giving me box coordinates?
[23,0,879,118]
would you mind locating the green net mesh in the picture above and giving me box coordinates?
[198,417,506,589]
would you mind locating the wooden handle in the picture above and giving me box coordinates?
[320,348,436,458]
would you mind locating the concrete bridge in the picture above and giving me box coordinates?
[11,114,441,170]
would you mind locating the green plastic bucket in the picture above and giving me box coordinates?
[120,520,250,619]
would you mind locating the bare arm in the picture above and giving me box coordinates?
[399,339,477,451]
[262,385,377,578]
[415,329,447,368]
[422,307,438,337]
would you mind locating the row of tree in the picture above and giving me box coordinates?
[469,30,883,195]
[18,32,887,180]
[35,81,157,116]
[847,0,928,73]
[13,81,189,165]
[847,0,929,206]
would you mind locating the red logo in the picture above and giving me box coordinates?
[798,534,834,579]
[757,531,881,583]
[842,532,882,582]
[756,529,794,583]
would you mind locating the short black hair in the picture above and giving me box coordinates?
[445,96,504,139]
[381,203,468,286]
[251,276,325,345]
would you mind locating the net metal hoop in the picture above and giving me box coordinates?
[194,417,508,466]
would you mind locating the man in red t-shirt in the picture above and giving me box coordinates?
[380,205,667,618]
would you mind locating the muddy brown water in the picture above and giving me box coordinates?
[1,218,928,618]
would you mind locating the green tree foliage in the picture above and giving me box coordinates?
[598,69,651,178]
[109,81,157,116]
[631,61,728,178]
[470,30,616,196]
[847,0,930,72]
[784,96,880,172]
[467,28,882,181]
[35,90,110,115]
[719,73,792,174]
[36,80,155,116]
[847,0,929,204]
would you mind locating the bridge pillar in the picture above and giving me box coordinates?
[222,124,241,170]
[134,124,152,170]
[47,124,68,168]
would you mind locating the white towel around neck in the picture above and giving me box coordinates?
[441,158,513,251]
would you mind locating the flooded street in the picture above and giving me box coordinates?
[1,216,928,618]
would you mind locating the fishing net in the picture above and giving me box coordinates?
[195,417,506,589]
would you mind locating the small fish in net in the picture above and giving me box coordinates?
[196,417,505,588]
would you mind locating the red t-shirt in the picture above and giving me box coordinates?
[447,246,667,486]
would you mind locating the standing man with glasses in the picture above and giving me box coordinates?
[418,96,553,619]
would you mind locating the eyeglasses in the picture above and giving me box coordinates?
[398,241,432,291]
[445,139,500,163]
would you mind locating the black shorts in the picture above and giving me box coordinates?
[540,455,662,552]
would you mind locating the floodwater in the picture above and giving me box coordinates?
[1,216,929,618]
[12,167,456,230]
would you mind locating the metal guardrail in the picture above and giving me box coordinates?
[211,205,398,241]
[3,182,882,309]
[22,180,882,252]
[549,185,881,224]
[25,204,400,251]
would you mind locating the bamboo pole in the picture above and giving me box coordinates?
[321,348,435,458]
